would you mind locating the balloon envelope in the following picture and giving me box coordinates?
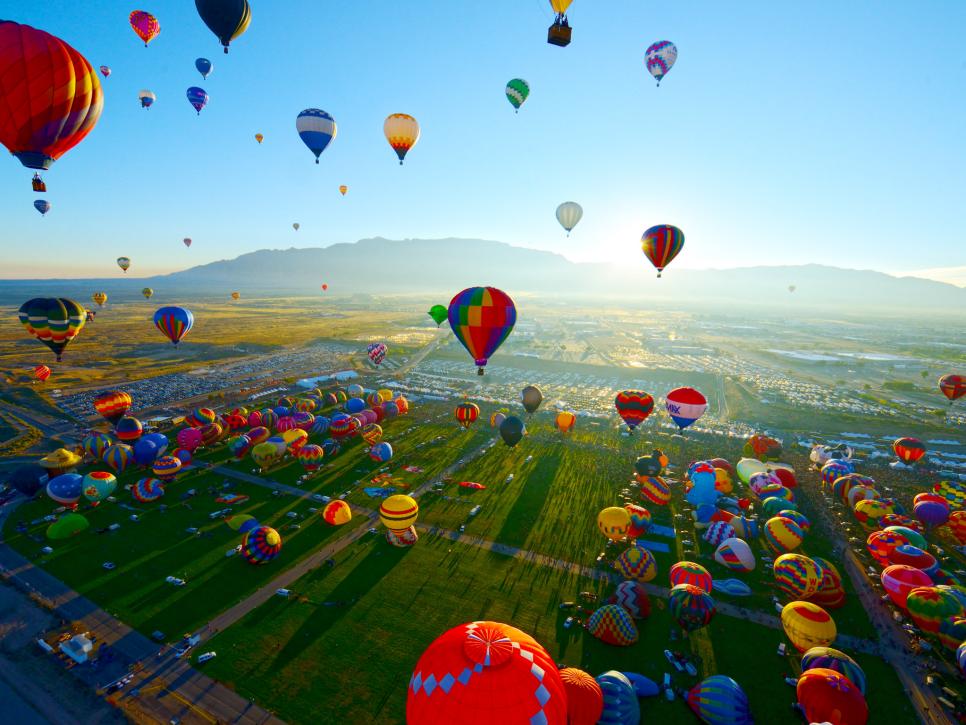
[448,287,516,374]
[195,0,252,53]
[296,109,337,163]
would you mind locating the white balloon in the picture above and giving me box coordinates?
[555,201,583,235]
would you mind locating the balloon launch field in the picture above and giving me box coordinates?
[197,531,911,724]
[1,399,928,722]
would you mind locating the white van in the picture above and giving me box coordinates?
[197,652,216,663]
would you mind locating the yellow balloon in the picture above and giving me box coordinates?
[91,292,108,307]
[339,184,348,195]
[255,133,263,143]
[379,494,418,531]
[555,411,576,433]
[231,291,240,300]
[781,601,836,652]
[597,506,631,541]
[550,0,573,12]
[384,113,420,165]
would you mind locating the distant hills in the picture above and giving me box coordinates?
[2,237,964,314]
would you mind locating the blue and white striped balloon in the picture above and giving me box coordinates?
[296,109,337,163]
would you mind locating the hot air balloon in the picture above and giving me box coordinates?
[296,109,336,163]
[117,257,131,272]
[195,57,212,79]
[138,89,155,108]
[183,237,192,248]
[773,553,823,599]
[138,288,153,300]
[384,113,420,164]
[788,285,796,293]
[781,601,836,652]
[87,292,106,309]
[379,494,418,531]
[195,0,252,53]
[34,200,51,216]
[407,622,567,724]
[94,391,131,424]
[448,286,516,375]
[893,437,926,463]
[99,65,111,77]
[669,583,716,631]
[366,342,388,365]
[321,499,352,526]
[801,647,867,695]
[427,304,448,326]
[33,364,51,382]
[641,224,684,277]
[555,411,576,433]
[939,374,965,403]
[560,668,604,725]
[18,298,86,361]
[687,676,753,725]
[115,416,143,442]
[0,21,104,186]
[615,390,654,431]
[521,385,543,414]
[547,0,574,47]
[505,78,530,112]
[555,201,582,235]
[339,184,347,195]
[665,386,707,430]
[82,470,116,505]
[598,507,631,541]
[455,402,480,429]
[255,133,263,143]
[129,10,160,46]
[321,283,328,291]
[499,416,525,447]
[153,306,193,345]
[645,41,678,86]
[796,668,868,725]
[369,441,393,463]
[292,222,299,231]
[186,87,208,115]
[670,561,713,594]
[242,525,282,565]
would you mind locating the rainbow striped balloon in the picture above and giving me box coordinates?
[641,224,684,277]
[153,306,193,345]
[448,287,516,375]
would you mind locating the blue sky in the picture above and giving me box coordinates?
[1,1,964,280]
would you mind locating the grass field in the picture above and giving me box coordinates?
[0,396,932,722]
[200,534,915,724]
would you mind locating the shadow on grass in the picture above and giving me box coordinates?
[267,543,412,669]
[494,452,562,549]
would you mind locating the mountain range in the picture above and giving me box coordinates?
[2,238,963,314]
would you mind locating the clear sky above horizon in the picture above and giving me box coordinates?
[1,1,965,281]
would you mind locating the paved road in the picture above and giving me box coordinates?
[0,498,283,725]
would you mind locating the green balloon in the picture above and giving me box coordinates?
[505,78,530,111]
[428,305,448,327]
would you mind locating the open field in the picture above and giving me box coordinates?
[200,534,916,724]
